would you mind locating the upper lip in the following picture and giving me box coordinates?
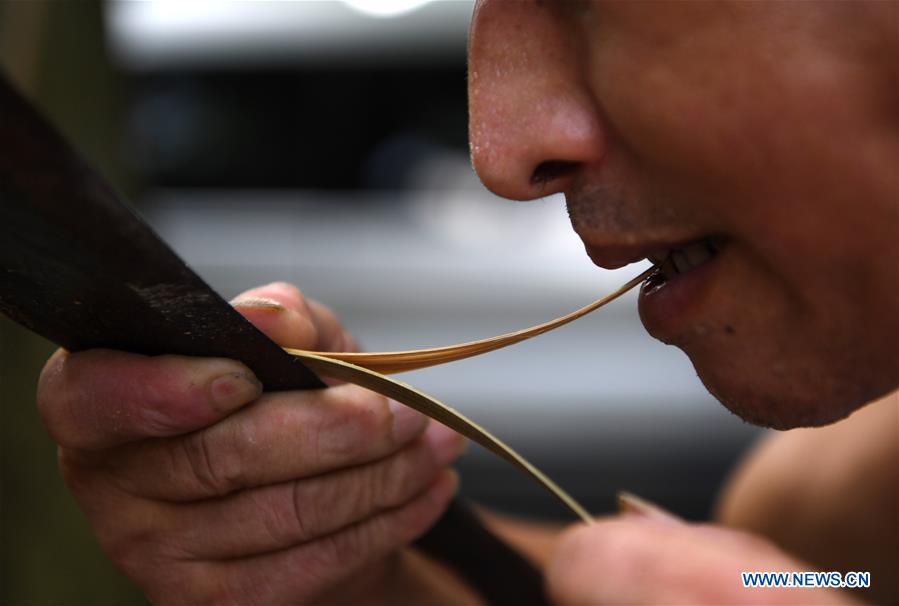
[583,238,703,270]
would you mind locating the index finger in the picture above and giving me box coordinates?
[231,282,356,352]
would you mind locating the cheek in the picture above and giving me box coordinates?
[586,32,886,309]
[584,29,761,183]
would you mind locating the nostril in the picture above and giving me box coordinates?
[530,160,579,189]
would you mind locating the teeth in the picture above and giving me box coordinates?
[671,249,691,273]
[683,240,712,268]
[659,257,678,280]
[650,237,721,281]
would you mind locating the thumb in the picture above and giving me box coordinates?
[37,348,262,451]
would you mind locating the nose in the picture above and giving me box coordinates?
[468,0,605,201]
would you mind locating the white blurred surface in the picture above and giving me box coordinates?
[106,0,473,69]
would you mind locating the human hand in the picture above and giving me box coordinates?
[37,282,464,605]
[547,501,856,605]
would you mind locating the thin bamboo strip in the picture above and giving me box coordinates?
[282,268,655,521]
[285,266,655,374]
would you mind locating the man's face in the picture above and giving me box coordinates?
[468,0,898,428]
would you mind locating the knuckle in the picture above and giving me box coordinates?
[347,403,387,448]
[57,448,96,495]
[137,379,209,437]
[256,480,317,545]
[288,480,314,541]
[99,521,172,590]
[180,428,243,496]
[309,298,336,323]
[314,388,392,460]
[104,533,150,580]
[282,473,357,542]
[346,388,393,441]
[360,512,405,557]
[340,330,360,353]
[307,300,347,351]
[294,312,320,350]
[313,528,357,571]
[374,453,418,507]
[101,514,225,606]
[389,493,443,545]
[298,465,381,533]
[345,465,378,517]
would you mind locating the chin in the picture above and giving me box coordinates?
[685,347,876,430]
[702,377,857,430]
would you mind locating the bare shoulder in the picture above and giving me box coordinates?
[717,392,898,604]
[717,392,898,523]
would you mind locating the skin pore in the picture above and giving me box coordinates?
[468,0,899,429]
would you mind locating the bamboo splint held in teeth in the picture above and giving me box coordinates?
[285,265,656,374]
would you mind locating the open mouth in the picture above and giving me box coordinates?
[636,235,729,338]
[645,236,726,283]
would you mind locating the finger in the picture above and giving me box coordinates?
[102,384,442,500]
[547,518,835,605]
[206,470,459,606]
[307,298,359,352]
[38,348,262,451]
[57,424,461,604]
[231,282,351,352]
[62,467,217,606]
[166,421,465,559]
[548,519,677,605]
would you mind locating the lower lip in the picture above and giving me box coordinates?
[638,249,725,341]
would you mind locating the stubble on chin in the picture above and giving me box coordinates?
[691,347,867,430]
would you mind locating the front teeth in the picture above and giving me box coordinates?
[653,237,720,280]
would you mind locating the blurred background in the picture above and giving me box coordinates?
[0,1,762,603]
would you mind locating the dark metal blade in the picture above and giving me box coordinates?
[0,74,323,391]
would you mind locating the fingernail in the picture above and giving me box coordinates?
[389,399,427,442]
[425,421,466,465]
[617,491,683,523]
[230,296,285,312]
[209,371,263,412]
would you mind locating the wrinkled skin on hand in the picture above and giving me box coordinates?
[37,282,464,605]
